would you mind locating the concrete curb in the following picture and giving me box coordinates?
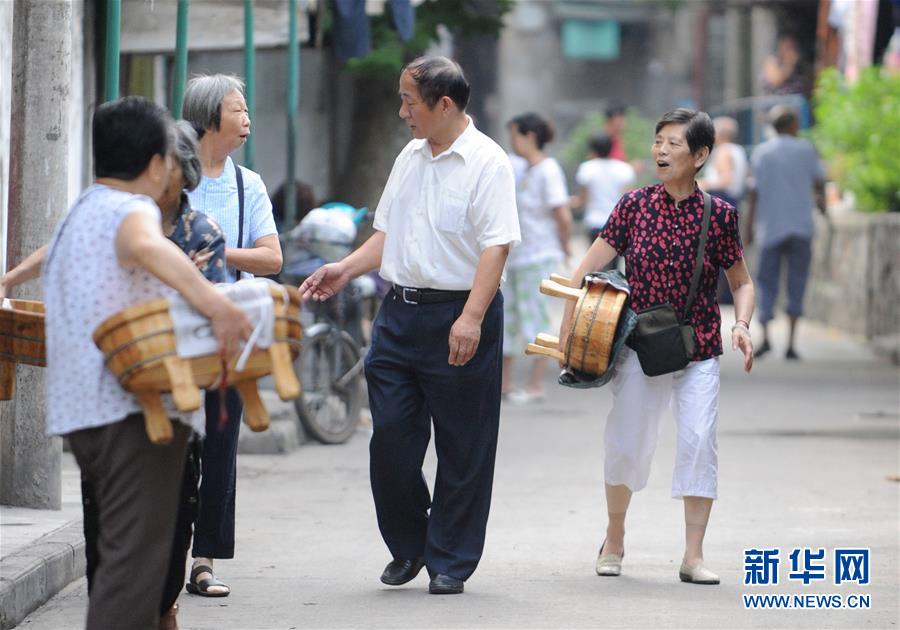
[0,521,84,630]
[236,390,310,454]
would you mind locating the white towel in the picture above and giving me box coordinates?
[169,279,277,369]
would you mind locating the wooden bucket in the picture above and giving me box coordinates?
[0,299,46,400]
[93,285,303,444]
[525,274,627,377]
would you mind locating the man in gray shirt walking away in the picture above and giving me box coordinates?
[747,105,826,359]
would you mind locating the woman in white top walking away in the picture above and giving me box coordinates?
[502,112,572,403]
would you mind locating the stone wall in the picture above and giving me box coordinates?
[807,211,900,362]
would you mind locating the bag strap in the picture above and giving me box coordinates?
[682,191,712,320]
[234,161,245,281]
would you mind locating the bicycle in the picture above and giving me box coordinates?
[280,203,378,444]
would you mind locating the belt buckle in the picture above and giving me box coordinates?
[401,287,419,305]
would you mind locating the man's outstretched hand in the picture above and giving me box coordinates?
[298,262,351,301]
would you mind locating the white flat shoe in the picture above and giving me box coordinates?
[595,542,623,576]
[679,561,719,585]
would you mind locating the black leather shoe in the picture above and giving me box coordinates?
[428,573,464,594]
[380,557,425,585]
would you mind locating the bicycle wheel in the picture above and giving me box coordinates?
[293,327,364,444]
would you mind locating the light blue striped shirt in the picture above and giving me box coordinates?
[187,156,277,283]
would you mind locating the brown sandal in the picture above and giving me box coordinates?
[185,564,230,597]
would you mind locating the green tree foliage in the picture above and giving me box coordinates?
[813,67,900,213]
[346,0,514,78]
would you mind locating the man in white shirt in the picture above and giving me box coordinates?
[300,56,520,595]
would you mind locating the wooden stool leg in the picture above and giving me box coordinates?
[162,355,201,411]
[540,279,583,301]
[0,362,16,401]
[234,380,270,432]
[268,342,301,400]
[136,392,174,445]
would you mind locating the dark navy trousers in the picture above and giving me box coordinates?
[193,387,243,559]
[365,289,504,581]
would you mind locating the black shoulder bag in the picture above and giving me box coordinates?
[627,191,712,377]
[234,161,245,281]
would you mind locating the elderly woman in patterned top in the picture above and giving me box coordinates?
[0,119,229,630]
[560,109,755,586]
[87,120,228,630]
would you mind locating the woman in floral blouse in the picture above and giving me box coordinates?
[560,109,755,585]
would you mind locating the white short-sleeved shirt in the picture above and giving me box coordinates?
[187,156,277,283]
[374,118,521,290]
[506,156,569,269]
[43,185,204,437]
[576,158,636,229]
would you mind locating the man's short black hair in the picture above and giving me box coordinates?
[93,96,171,181]
[589,133,613,158]
[403,56,470,112]
[655,108,715,157]
[769,104,799,134]
[605,102,626,119]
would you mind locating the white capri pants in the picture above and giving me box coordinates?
[605,347,720,499]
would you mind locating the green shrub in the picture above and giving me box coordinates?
[813,67,900,213]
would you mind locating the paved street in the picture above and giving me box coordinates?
[19,312,900,629]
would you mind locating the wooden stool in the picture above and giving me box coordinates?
[0,300,46,401]
[93,285,303,444]
[525,274,627,378]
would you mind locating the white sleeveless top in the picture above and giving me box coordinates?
[43,184,204,437]
[705,142,748,200]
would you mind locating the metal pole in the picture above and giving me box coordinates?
[286,0,299,227]
[171,0,190,117]
[243,0,255,168]
[104,0,121,102]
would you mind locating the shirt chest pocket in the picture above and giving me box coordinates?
[436,187,469,234]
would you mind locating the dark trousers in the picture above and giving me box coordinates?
[70,414,190,630]
[364,290,503,581]
[192,386,243,559]
[83,439,200,615]
[757,236,812,323]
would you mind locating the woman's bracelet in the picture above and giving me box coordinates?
[731,321,751,334]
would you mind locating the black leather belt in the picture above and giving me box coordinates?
[392,284,470,305]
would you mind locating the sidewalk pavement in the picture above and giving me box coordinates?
[0,390,301,630]
[11,302,900,629]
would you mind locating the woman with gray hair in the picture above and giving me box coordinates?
[181,74,281,598]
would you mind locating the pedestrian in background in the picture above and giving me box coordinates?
[502,112,571,403]
[699,116,749,304]
[300,56,519,595]
[604,102,629,161]
[699,116,748,210]
[42,96,249,629]
[560,108,755,586]
[747,105,826,360]
[759,33,811,97]
[181,74,282,597]
[570,133,636,243]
